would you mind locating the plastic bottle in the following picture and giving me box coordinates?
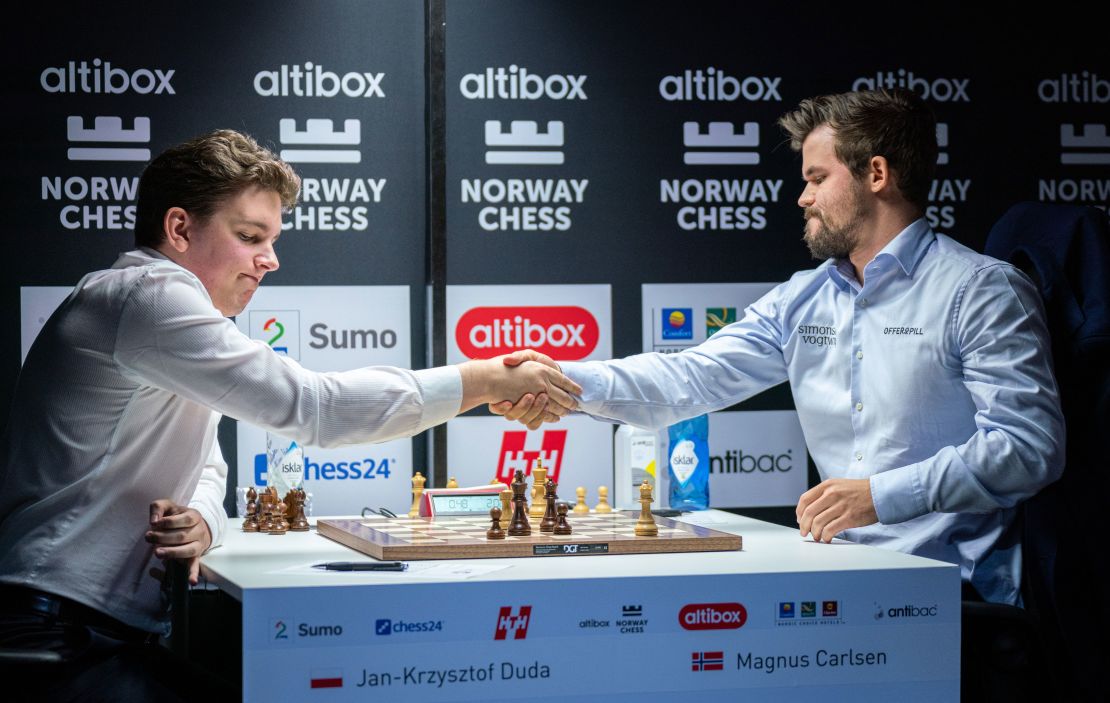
[614,425,662,510]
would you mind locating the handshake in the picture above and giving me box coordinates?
[459,349,579,430]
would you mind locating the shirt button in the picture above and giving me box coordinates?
[855,402,864,412]
[856,350,864,360]
[858,298,868,308]
[855,452,863,461]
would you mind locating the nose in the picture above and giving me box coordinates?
[258,243,279,273]
[798,183,815,209]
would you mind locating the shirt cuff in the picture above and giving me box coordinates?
[561,361,602,413]
[869,465,928,525]
[414,365,464,427]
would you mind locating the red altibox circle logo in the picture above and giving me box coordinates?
[679,603,748,630]
[455,306,600,360]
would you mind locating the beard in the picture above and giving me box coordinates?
[802,183,870,260]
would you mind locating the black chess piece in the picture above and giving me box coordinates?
[487,507,506,540]
[540,479,558,532]
[554,502,573,535]
[508,469,531,536]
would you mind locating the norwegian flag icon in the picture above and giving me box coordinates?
[691,651,724,671]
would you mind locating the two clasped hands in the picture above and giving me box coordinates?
[461,349,576,430]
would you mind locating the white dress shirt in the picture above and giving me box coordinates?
[0,248,461,633]
[564,220,1065,604]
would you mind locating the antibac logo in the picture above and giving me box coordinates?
[496,430,567,484]
[661,308,692,340]
[494,606,532,640]
[455,306,599,360]
[249,310,300,360]
[679,603,747,630]
[40,59,175,94]
[691,651,724,671]
[253,63,384,97]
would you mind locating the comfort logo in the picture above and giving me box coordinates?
[679,603,747,630]
[455,306,599,360]
[662,308,693,340]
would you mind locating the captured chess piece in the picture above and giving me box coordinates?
[499,482,512,530]
[594,485,613,513]
[574,486,590,514]
[540,479,558,533]
[243,486,259,532]
[289,488,310,531]
[529,459,548,520]
[508,469,531,536]
[635,480,658,537]
[554,502,573,535]
[408,471,426,518]
[447,476,459,489]
[270,501,288,535]
[487,507,505,540]
[259,491,275,533]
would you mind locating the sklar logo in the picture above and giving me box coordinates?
[659,69,782,101]
[253,63,384,97]
[496,430,567,484]
[851,70,969,102]
[455,306,599,360]
[679,603,747,630]
[41,60,175,94]
[494,606,532,640]
[460,66,587,100]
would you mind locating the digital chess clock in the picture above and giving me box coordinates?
[419,485,506,518]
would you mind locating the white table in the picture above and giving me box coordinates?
[197,511,959,701]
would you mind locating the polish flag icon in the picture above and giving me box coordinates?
[310,668,344,689]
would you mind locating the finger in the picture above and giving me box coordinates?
[795,484,822,522]
[502,394,535,421]
[149,499,175,525]
[549,371,583,397]
[810,505,840,543]
[541,381,577,413]
[152,510,200,530]
[540,411,561,424]
[148,566,166,583]
[501,350,532,367]
[187,557,201,586]
[488,400,513,416]
[518,393,549,427]
[154,542,204,561]
[818,516,849,544]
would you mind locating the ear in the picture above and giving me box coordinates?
[867,155,892,195]
[163,207,190,253]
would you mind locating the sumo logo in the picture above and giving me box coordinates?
[455,306,599,360]
[496,430,567,484]
[679,603,748,630]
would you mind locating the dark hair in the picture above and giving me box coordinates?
[133,129,300,248]
[778,88,937,211]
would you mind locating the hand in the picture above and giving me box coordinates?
[795,478,878,543]
[489,350,570,429]
[459,350,582,417]
[146,499,213,586]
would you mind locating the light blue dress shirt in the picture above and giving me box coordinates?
[564,219,1064,604]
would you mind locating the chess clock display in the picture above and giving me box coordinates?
[419,485,506,518]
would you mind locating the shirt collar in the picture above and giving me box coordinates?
[823,217,935,291]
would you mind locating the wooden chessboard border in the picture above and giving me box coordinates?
[317,512,742,560]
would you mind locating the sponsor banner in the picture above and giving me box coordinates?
[445,415,614,492]
[641,283,776,354]
[1033,69,1110,213]
[241,567,958,700]
[234,285,412,515]
[446,284,611,363]
[19,287,73,362]
[708,411,809,508]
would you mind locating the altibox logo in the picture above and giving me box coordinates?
[41,59,175,94]
[494,606,532,640]
[460,66,587,100]
[253,63,384,97]
[455,306,599,360]
[496,430,567,484]
[679,603,747,630]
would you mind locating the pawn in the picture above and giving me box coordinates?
[447,476,459,489]
[269,502,288,535]
[594,486,613,514]
[573,486,590,514]
[487,507,505,540]
[289,489,310,531]
[554,502,573,535]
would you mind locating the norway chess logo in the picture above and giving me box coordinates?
[496,430,567,484]
[691,651,724,671]
[494,606,532,640]
[66,116,151,162]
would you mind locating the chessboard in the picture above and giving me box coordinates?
[317,512,742,560]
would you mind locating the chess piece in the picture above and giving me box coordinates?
[269,501,288,535]
[529,459,548,519]
[508,469,531,536]
[540,479,558,532]
[487,507,505,540]
[408,472,426,518]
[594,485,613,514]
[635,480,658,536]
[289,488,310,531]
[574,486,590,514]
[447,476,459,489]
[258,492,275,532]
[499,483,512,530]
[554,502,573,535]
[242,487,259,532]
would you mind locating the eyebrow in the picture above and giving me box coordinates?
[803,166,825,178]
[230,218,271,231]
